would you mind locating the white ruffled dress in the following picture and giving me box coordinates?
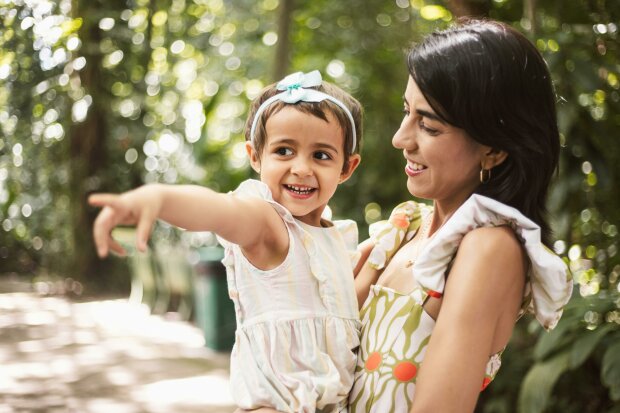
[217,180,361,413]
[349,194,573,412]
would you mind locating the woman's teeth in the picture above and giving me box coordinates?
[410,163,427,171]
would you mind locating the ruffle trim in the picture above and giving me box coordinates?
[367,201,432,270]
[217,179,361,315]
[368,194,573,330]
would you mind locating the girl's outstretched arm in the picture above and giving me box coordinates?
[89,184,286,263]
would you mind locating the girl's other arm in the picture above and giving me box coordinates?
[410,227,526,413]
[353,238,374,277]
[353,239,380,309]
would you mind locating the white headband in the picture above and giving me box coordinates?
[249,70,357,154]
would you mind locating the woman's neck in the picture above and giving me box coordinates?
[429,201,461,236]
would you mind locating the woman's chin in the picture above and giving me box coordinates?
[406,180,428,199]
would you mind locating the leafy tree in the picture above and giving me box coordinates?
[1,0,618,410]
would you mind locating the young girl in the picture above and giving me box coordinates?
[89,70,363,413]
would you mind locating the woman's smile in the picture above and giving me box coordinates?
[405,162,427,177]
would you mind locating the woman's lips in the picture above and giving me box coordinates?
[405,162,427,177]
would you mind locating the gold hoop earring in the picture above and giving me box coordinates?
[480,168,491,184]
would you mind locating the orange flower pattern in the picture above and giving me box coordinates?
[350,195,572,411]
[349,201,502,412]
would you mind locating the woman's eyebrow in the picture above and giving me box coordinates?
[403,95,446,124]
[416,108,446,124]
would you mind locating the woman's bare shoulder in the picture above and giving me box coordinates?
[459,226,524,271]
[445,225,526,305]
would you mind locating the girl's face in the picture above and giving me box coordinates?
[247,106,360,226]
[393,77,490,215]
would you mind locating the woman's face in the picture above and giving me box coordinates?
[392,77,489,214]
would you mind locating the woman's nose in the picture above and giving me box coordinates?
[392,120,415,150]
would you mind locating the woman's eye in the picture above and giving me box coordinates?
[314,151,331,160]
[402,107,410,117]
[275,147,293,156]
[419,120,439,136]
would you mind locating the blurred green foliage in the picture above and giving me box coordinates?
[0,0,619,411]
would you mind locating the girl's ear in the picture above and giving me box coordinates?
[246,141,261,174]
[339,154,361,183]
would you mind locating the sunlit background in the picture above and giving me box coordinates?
[0,0,619,412]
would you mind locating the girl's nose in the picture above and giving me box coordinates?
[291,158,313,176]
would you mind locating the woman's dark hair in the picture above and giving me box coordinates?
[407,19,560,246]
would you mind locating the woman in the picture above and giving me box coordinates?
[349,19,572,412]
[241,19,572,413]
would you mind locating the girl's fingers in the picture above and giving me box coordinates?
[93,206,120,257]
[136,209,156,252]
[107,236,127,257]
[88,193,119,208]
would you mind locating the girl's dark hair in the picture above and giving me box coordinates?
[407,19,560,246]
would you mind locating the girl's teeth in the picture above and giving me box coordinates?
[411,163,427,171]
[287,185,313,194]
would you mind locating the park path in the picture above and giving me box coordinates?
[0,280,235,413]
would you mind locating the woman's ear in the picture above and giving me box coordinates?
[481,147,508,170]
[339,154,361,183]
[245,141,261,174]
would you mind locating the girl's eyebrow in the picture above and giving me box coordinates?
[269,138,296,145]
[313,142,339,154]
[268,138,339,154]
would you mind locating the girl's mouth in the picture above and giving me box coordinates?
[284,184,316,198]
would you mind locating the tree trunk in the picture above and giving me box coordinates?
[272,0,295,81]
[68,0,108,285]
[446,0,491,18]
[523,0,538,35]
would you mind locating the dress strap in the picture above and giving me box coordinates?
[366,201,432,270]
[413,194,572,330]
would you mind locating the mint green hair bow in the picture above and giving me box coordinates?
[249,70,357,154]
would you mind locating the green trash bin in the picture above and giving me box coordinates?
[193,246,236,351]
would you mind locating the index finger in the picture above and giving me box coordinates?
[88,193,121,209]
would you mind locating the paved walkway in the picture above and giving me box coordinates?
[0,283,236,413]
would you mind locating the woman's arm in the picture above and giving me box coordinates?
[410,226,526,413]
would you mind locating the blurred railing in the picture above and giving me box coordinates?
[112,228,236,351]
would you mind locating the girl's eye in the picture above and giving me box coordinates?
[275,147,293,156]
[419,120,439,136]
[314,151,331,161]
[402,107,410,117]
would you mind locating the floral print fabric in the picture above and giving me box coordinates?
[349,195,572,412]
